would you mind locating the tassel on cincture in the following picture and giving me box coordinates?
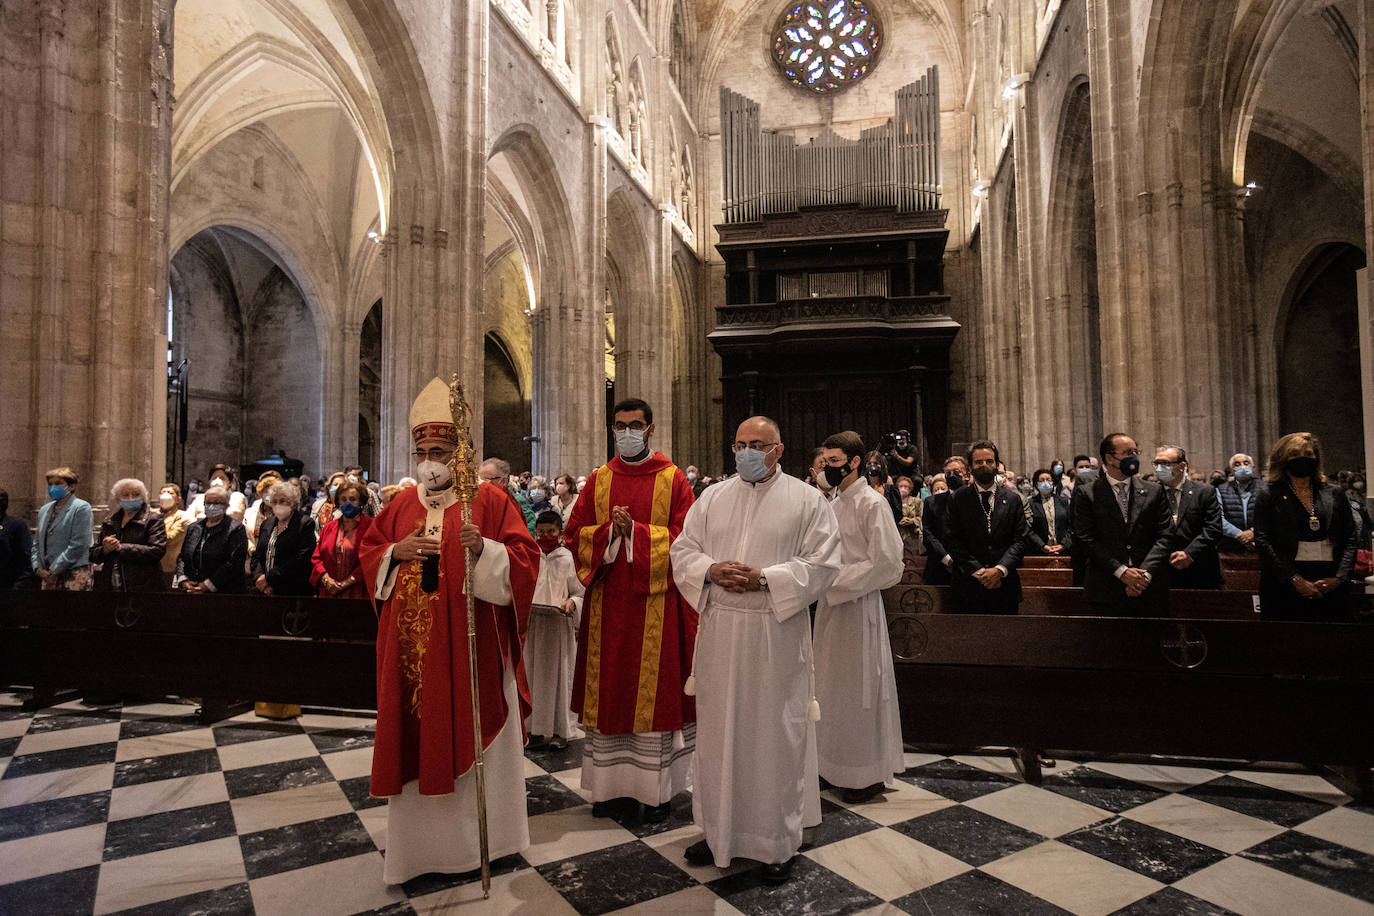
[683,674,696,697]
[808,698,821,721]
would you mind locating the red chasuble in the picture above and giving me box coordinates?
[360,482,538,797]
[565,452,697,735]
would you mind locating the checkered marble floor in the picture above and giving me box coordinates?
[1,693,1372,916]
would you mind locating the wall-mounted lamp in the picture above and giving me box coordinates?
[972,180,991,199]
[1243,181,1259,197]
[367,230,382,244]
[1002,73,1030,99]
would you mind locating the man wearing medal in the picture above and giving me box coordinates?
[943,439,1030,614]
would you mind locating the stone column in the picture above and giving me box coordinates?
[0,1,173,519]
[1360,6,1374,480]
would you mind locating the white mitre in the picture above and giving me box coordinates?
[409,377,457,443]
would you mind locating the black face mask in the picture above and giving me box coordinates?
[866,464,882,477]
[1118,456,1141,477]
[1288,456,1317,478]
[823,462,851,488]
[971,467,997,487]
[946,471,965,491]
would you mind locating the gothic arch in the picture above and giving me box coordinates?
[488,124,579,309]
[1137,1,1233,190]
[696,0,966,110]
[1045,77,1102,447]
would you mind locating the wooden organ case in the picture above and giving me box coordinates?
[711,69,957,478]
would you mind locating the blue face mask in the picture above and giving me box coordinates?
[1154,464,1174,484]
[1037,481,1054,496]
[734,446,772,483]
[329,485,339,498]
[339,502,362,519]
[1233,465,1253,481]
[1052,465,1064,476]
[205,504,226,518]
[119,498,143,512]
[48,484,68,501]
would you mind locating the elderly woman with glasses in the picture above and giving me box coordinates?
[92,479,167,592]
[251,481,317,597]
[176,487,249,593]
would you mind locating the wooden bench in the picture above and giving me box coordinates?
[0,591,378,722]
[881,583,1373,799]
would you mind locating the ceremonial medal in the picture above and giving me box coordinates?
[1309,515,1320,532]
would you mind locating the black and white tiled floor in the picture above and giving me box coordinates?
[2,692,1372,915]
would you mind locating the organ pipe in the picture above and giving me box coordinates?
[721,67,941,223]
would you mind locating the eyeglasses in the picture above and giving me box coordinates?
[611,421,648,432]
[413,448,454,461]
[731,442,778,453]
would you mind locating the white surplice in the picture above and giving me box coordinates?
[671,470,842,867]
[813,480,906,789]
[525,545,584,738]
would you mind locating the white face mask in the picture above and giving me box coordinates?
[272,504,293,521]
[615,428,646,456]
[417,460,452,489]
[158,494,174,509]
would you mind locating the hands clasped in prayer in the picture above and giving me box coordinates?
[611,506,633,539]
[707,561,764,593]
[393,520,484,561]
[972,567,1004,589]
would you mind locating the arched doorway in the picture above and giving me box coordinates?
[1277,244,1366,471]
[166,226,323,488]
[484,334,532,472]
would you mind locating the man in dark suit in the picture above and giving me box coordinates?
[1153,445,1223,589]
[1071,433,1173,615]
[921,455,969,585]
[944,441,1029,613]
[1028,468,1073,556]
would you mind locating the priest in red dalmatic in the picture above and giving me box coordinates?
[360,377,539,885]
[565,397,697,822]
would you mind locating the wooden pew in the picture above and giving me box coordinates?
[881,583,1373,799]
[0,591,378,722]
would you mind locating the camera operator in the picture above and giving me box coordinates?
[884,429,919,482]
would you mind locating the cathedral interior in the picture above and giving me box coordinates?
[3,0,1371,509]
[1,1,1373,914]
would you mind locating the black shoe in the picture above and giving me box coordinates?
[547,735,568,750]
[762,857,794,885]
[683,839,714,866]
[818,775,833,791]
[841,782,885,804]
[526,735,547,750]
[1037,754,1057,768]
[591,801,617,818]
[642,801,671,823]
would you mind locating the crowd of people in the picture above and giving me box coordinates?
[0,388,1370,887]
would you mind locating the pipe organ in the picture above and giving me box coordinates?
[720,66,940,224]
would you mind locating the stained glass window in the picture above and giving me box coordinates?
[772,1,881,93]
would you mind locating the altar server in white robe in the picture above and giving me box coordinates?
[527,509,585,748]
[814,431,906,803]
[671,416,842,885]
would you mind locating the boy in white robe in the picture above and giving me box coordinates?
[527,510,584,748]
[671,416,842,885]
[814,431,906,803]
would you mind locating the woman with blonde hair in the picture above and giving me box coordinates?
[156,484,192,588]
[311,480,373,599]
[1253,432,1358,621]
[33,466,94,591]
[242,471,284,549]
